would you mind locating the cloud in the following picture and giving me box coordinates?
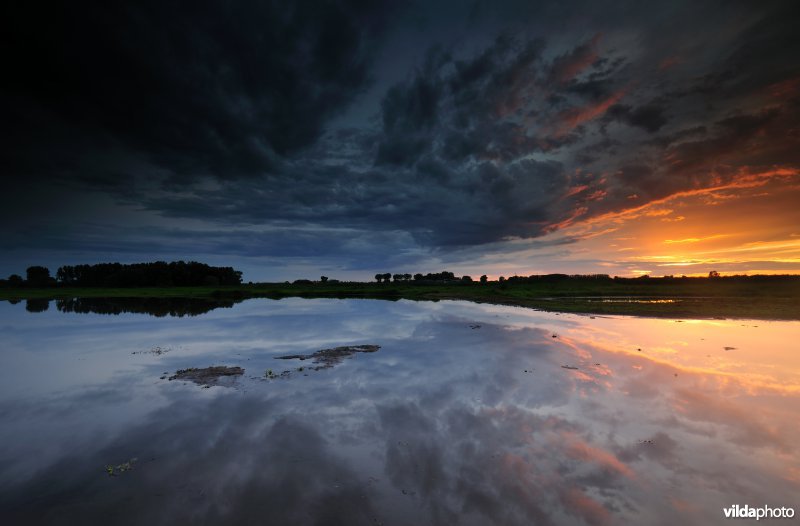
[552,89,626,137]
[606,104,668,133]
[549,34,602,84]
[1,0,395,181]
[2,0,799,274]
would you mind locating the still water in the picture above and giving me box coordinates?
[1,298,798,525]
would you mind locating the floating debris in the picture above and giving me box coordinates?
[276,345,380,370]
[723,346,737,351]
[552,334,558,338]
[265,369,291,380]
[561,365,579,370]
[132,346,171,356]
[168,366,244,386]
[105,458,137,476]
[468,324,481,329]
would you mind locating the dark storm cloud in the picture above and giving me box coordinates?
[548,34,602,85]
[606,104,668,133]
[1,0,394,181]
[135,154,569,247]
[376,36,547,166]
[2,0,800,272]
[672,2,800,102]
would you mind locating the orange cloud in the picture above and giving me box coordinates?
[511,166,800,278]
[767,76,800,100]
[553,89,626,137]
[576,168,799,229]
[560,487,611,526]
[564,185,590,198]
[543,206,589,233]
[552,34,602,83]
[562,432,636,479]
[663,234,730,244]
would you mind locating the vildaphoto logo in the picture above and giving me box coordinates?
[723,504,795,520]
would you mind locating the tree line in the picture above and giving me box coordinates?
[1,261,243,288]
[370,272,611,284]
[374,271,465,283]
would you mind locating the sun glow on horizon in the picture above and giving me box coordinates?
[466,168,800,279]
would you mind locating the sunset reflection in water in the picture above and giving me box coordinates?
[0,299,797,525]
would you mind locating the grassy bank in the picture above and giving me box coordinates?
[3,276,800,320]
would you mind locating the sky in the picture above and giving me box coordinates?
[2,0,799,281]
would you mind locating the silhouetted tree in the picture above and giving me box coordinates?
[480,275,487,284]
[56,266,76,284]
[403,273,412,281]
[8,274,23,287]
[413,273,423,281]
[415,271,457,282]
[382,273,392,282]
[461,275,473,282]
[375,273,383,283]
[53,261,242,287]
[708,270,720,278]
[26,266,52,287]
[320,276,328,283]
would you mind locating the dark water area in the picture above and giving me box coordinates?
[51,296,239,316]
[0,298,798,525]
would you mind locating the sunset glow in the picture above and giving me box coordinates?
[538,169,800,276]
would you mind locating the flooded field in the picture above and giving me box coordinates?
[0,298,798,525]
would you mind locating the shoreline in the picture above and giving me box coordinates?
[2,282,799,320]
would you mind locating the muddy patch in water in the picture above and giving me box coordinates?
[275,344,380,370]
[168,366,244,386]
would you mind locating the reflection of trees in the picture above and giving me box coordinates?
[55,297,240,317]
[25,298,50,312]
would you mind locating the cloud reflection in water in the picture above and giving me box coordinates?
[0,299,797,525]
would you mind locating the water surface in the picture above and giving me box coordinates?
[1,298,798,525]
